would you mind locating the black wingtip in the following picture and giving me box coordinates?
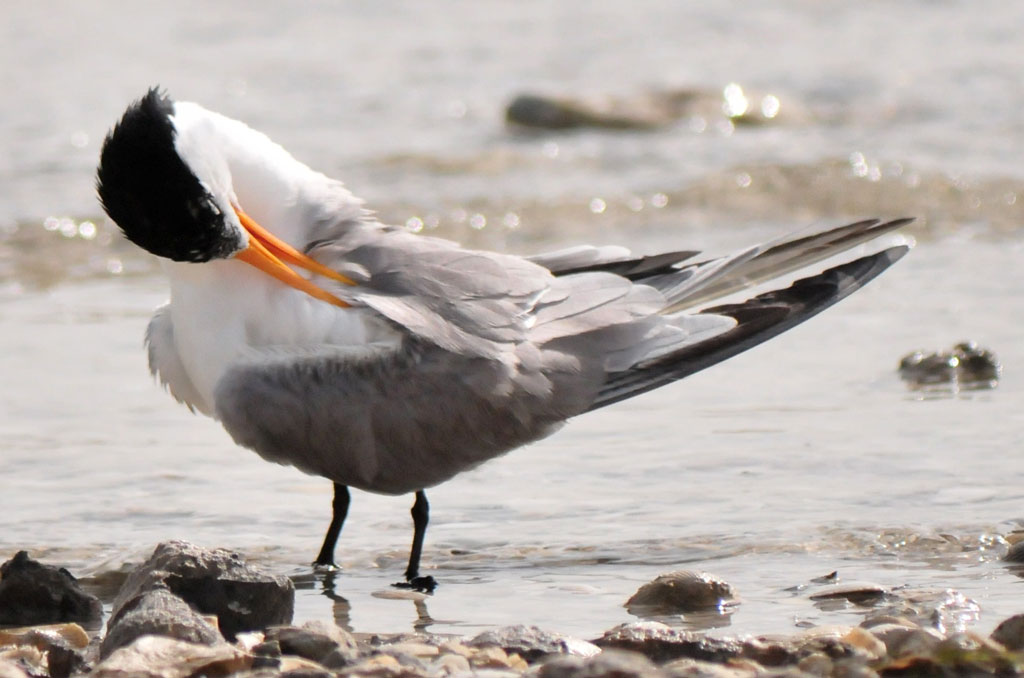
[591,244,909,409]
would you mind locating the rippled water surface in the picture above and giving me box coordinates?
[2,0,1024,640]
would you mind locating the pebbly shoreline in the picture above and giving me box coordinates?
[4,542,1024,678]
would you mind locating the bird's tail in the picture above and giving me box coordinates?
[590,242,909,410]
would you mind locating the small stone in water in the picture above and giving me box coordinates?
[898,341,1000,390]
[626,571,736,614]
[990,614,1024,651]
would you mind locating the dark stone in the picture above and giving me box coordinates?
[0,551,101,627]
[625,572,736,615]
[593,623,743,664]
[991,614,1024,650]
[109,541,294,640]
[100,587,223,658]
[468,625,600,662]
[265,622,358,669]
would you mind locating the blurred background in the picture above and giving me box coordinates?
[1,0,1022,637]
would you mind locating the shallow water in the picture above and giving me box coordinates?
[2,0,1024,641]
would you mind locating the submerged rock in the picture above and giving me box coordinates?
[898,341,1000,390]
[0,552,101,628]
[100,587,223,659]
[506,85,796,132]
[467,625,600,662]
[109,541,294,640]
[625,571,736,615]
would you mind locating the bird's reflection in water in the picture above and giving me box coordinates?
[315,569,435,633]
[316,570,353,632]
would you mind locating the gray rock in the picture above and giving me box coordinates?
[265,621,358,669]
[110,541,294,640]
[991,614,1024,650]
[100,587,223,658]
[468,625,600,662]
[0,551,102,627]
[593,623,742,664]
[539,650,663,678]
[626,572,736,615]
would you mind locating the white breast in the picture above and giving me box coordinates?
[154,257,400,417]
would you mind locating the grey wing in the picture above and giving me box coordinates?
[307,221,552,360]
[306,218,744,383]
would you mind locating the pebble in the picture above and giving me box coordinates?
[593,622,742,664]
[468,625,600,662]
[91,635,249,678]
[537,650,659,678]
[264,621,357,669]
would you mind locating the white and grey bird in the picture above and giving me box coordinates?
[96,88,910,591]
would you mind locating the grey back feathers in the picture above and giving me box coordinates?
[198,217,909,495]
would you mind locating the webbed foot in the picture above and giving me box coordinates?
[393,575,437,593]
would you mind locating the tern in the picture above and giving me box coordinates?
[97,88,909,591]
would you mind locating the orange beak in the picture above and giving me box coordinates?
[233,207,355,308]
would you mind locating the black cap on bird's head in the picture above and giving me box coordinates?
[96,87,240,263]
[97,88,356,306]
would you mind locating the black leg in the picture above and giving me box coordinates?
[394,490,437,592]
[313,483,350,568]
[405,490,429,580]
